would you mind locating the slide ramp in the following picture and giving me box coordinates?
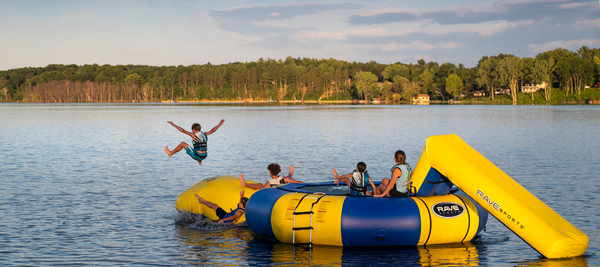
[410,134,588,259]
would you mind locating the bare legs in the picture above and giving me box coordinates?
[195,194,219,210]
[332,168,340,180]
[333,168,353,194]
[165,142,188,157]
[287,165,295,178]
[239,174,265,190]
[376,178,390,196]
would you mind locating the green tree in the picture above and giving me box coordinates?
[475,57,499,100]
[555,55,593,95]
[380,81,393,100]
[445,73,463,98]
[401,81,420,100]
[418,69,434,96]
[497,56,524,103]
[353,71,378,101]
[392,76,409,94]
[523,57,555,101]
[382,64,409,82]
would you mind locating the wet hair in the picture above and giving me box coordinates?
[192,123,201,131]
[394,150,406,165]
[240,197,249,208]
[267,163,281,176]
[356,162,367,173]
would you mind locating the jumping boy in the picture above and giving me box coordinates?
[194,190,248,223]
[165,119,225,165]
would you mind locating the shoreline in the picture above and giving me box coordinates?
[158,99,593,105]
[1,99,594,105]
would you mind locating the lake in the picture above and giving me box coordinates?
[0,103,598,266]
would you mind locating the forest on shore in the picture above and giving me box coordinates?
[1,46,599,104]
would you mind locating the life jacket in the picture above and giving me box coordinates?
[192,131,207,152]
[267,175,286,187]
[391,164,412,194]
[350,171,369,196]
[224,207,245,220]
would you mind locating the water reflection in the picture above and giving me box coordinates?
[174,221,257,265]
[175,221,591,267]
[174,215,486,266]
[250,238,484,266]
[513,256,589,267]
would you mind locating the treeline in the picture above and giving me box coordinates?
[0,46,599,103]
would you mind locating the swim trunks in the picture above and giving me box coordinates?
[186,146,207,161]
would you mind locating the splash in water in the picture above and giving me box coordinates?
[173,211,248,230]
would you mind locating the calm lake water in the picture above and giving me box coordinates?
[1,103,599,266]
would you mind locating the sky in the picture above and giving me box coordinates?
[0,0,598,71]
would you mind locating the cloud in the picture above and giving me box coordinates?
[345,0,598,26]
[347,9,419,25]
[572,18,600,29]
[295,28,405,40]
[378,41,462,51]
[471,19,535,36]
[294,18,536,42]
[529,38,600,52]
[209,2,368,36]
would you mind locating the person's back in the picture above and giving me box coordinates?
[333,162,376,196]
[267,175,286,187]
[191,130,208,154]
[349,170,369,196]
[390,163,411,194]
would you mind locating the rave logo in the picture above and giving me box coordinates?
[432,202,465,218]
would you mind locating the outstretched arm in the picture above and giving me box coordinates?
[167,121,194,138]
[205,119,225,135]
[284,177,303,184]
[218,210,244,223]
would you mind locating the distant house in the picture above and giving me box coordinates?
[495,88,510,95]
[522,82,547,93]
[470,91,485,98]
[412,94,430,103]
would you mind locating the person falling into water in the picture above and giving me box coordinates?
[164,119,225,165]
[195,190,248,223]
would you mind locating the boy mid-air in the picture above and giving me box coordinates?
[164,119,225,165]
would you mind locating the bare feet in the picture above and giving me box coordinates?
[194,194,203,203]
[165,146,173,157]
[332,168,340,179]
[240,190,245,198]
[239,174,246,186]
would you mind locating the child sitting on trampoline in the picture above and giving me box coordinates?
[333,162,376,196]
[239,163,303,190]
[194,190,248,223]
